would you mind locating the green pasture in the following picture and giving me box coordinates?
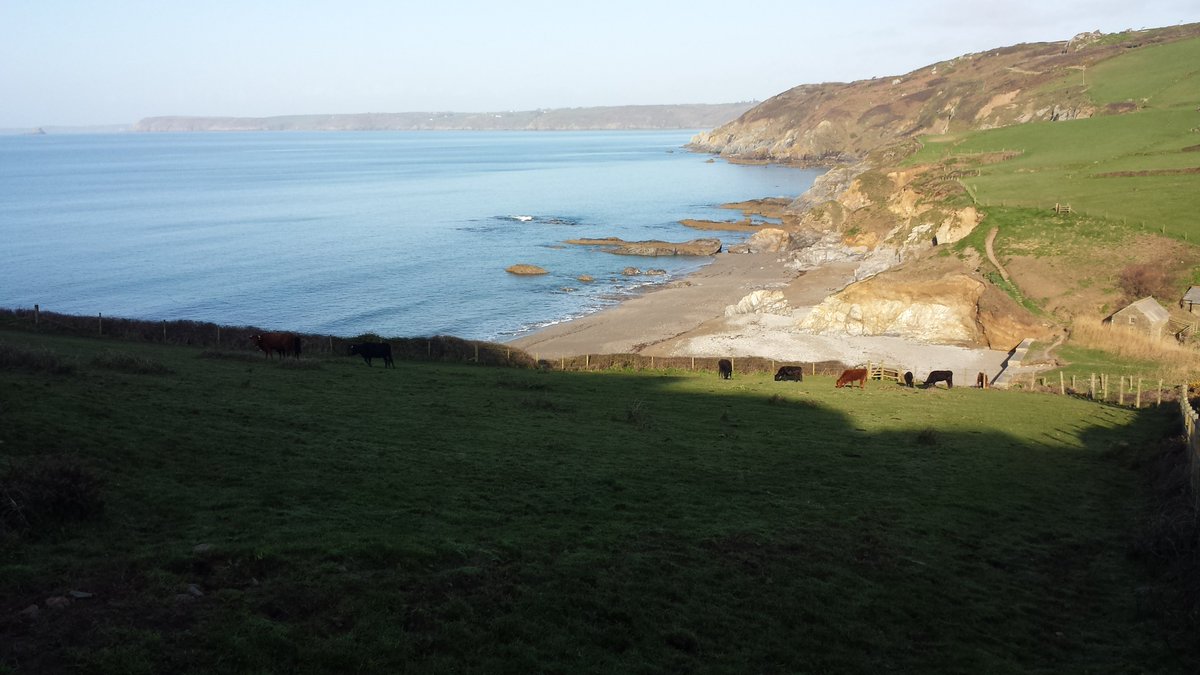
[0,329,1192,673]
[910,36,1200,239]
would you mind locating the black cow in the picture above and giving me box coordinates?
[923,370,954,389]
[774,366,804,382]
[717,359,733,379]
[349,342,394,368]
[976,371,987,388]
[903,371,914,387]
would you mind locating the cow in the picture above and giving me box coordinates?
[976,371,987,388]
[250,332,301,359]
[924,370,954,389]
[349,342,394,368]
[903,371,914,387]
[835,368,867,389]
[717,359,733,379]
[774,366,805,382]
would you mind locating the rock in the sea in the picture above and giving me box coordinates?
[577,274,595,283]
[724,290,791,317]
[506,264,548,275]
[622,267,642,276]
[645,269,666,276]
[567,237,722,256]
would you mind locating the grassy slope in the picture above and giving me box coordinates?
[910,36,1200,238]
[1,330,1190,673]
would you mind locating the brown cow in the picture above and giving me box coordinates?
[250,332,301,359]
[923,370,953,389]
[717,359,733,379]
[835,368,867,389]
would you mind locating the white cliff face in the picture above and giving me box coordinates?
[798,273,987,345]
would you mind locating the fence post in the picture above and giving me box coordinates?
[1136,377,1142,409]
[1059,372,1065,396]
[216,325,220,346]
[162,321,167,343]
[1119,378,1125,406]
[1158,380,1163,406]
[691,357,695,371]
[1090,373,1095,399]
[585,354,590,370]
[474,344,479,363]
[98,313,102,335]
[34,304,39,326]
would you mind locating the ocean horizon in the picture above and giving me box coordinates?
[0,131,822,341]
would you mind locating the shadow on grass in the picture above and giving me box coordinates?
[0,329,1194,673]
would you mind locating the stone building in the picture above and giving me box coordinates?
[1103,297,1170,339]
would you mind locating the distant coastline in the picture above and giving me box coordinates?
[131,103,756,132]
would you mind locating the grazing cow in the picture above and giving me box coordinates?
[774,366,805,382]
[349,342,394,368]
[250,332,301,359]
[903,371,914,387]
[835,368,867,389]
[976,371,987,388]
[924,370,954,389]
[717,359,733,379]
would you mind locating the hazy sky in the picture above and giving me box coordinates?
[2,0,1197,127]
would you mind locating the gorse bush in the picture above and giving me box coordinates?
[91,351,173,375]
[1,456,105,538]
[0,341,75,374]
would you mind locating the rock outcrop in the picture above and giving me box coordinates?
[724,290,791,317]
[506,264,548,275]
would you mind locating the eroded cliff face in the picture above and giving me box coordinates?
[798,257,1052,349]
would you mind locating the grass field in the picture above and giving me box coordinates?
[908,36,1200,240]
[1,329,1195,673]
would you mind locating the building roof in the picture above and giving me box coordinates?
[1115,296,1170,324]
[1184,286,1200,303]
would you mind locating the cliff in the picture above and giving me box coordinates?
[690,24,1200,164]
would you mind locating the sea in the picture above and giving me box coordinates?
[0,131,822,341]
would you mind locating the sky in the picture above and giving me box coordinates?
[2,0,1198,128]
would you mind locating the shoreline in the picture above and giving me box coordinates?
[508,250,1012,381]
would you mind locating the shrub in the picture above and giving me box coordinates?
[1,457,105,538]
[91,351,173,375]
[0,342,75,374]
[1117,263,1174,304]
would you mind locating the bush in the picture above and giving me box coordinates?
[0,342,75,374]
[1117,263,1174,303]
[1,457,105,538]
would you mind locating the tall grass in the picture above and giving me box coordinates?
[1067,321,1200,384]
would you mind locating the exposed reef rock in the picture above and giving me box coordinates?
[566,237,722,256]
[506,264,548,275]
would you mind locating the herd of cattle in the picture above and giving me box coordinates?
[249,331,984,388]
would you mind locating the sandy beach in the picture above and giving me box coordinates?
[508,250,1012,381]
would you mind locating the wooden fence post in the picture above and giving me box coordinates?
[1158,380,1163,406]
[98,313,102,335]
[1090,373,1095,399]
[1119,378,1125,406]
[162,321,167,343]
[585,354,590,370]
[34,304,39,326]
[216,325,220,346]
[474,344,479,363]
[691,357,695,371]
[1136,377,1142,409]
[1059,372,1065,396]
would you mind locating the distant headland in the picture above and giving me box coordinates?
[132,103,758,132]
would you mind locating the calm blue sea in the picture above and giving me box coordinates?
[0,131,821,340]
